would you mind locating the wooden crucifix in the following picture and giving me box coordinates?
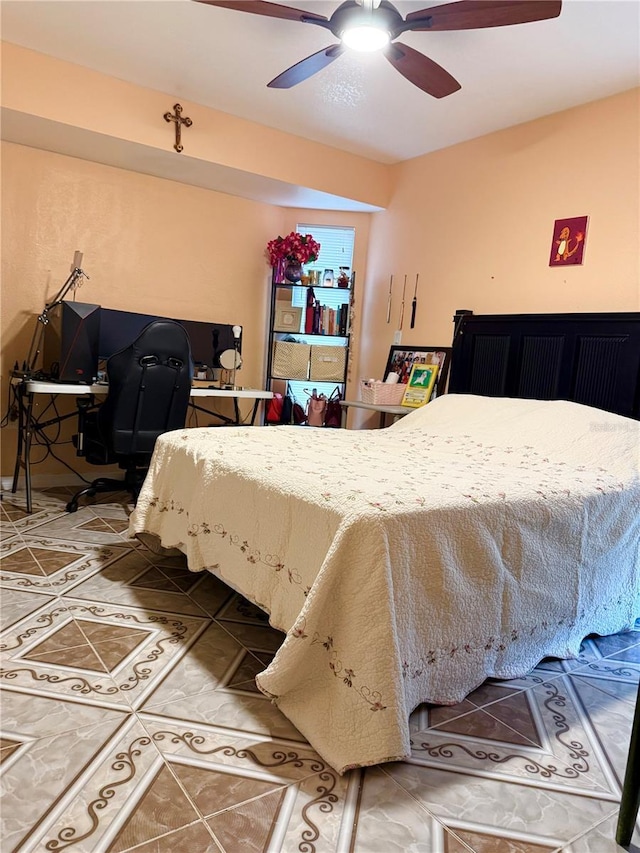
[163,103,192,153]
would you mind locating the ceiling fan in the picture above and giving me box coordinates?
[195,0,562,98]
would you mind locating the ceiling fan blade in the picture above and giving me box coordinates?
[267,45,345,89]
[194,0,328,24]
[406,1,562,31]
[385,42,460,98]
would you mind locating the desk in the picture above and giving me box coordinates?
[11,380,273,513]
[339,399,413,429]
[188,384,273,427]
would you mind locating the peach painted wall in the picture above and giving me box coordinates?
[2,42,392,209]
[359,89,640,387]
[0,142,289,477]
[0,143,372,480]
[1,60,638,476]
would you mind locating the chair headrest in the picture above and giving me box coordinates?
[131,320,191,361]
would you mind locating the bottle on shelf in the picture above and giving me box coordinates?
[305,287,315,334]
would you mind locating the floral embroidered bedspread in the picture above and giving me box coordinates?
[129,395,640,773]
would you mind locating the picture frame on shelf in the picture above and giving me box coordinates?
[401,363,439,408]
[273,305,303,334]
[383,346,452,395]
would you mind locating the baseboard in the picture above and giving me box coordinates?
[1,468,122,492]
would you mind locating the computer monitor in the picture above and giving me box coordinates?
[99,308,163,360]
[178,319,242,369]
[99,308,242,374]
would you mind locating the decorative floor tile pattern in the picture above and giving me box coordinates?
[0,487,638,852]
[1,535,128,594]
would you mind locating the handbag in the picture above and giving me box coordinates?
[266,393,284,423]
[266,392,294,425]
[324,386,343,428]
[305,389,327,427]
[281,394,293,424]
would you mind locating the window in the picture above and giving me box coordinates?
[298,223,355,277]
[291,224,355,314]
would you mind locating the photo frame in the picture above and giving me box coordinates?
[273,305,303,333]
[383,345,452,396]
[549,215,589,267]
[401,363,439,408]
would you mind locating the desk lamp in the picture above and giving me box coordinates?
[231,325,242,390]
[219,325,242,390]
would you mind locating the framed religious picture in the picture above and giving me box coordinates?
[549,216,589,266]
[401,363,439,408]
[383,346,452,396]
[273,305,303,333]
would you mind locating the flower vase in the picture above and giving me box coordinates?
[273,257,286,284]
[284,261,303,283]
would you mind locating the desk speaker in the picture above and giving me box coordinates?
[42,301,101,383]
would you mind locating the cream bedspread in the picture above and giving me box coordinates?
[129,395,640,773]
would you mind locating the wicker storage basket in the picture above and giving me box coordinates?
[272,341,310,380]
[309,345,347,382]
[360,381,406,405]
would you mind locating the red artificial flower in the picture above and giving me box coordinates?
[266,231,321,266]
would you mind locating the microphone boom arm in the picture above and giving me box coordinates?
[26,261,90,374]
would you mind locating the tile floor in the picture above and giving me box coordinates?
[1,486,638,853]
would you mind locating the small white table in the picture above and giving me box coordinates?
[11,380,273,513]
[339,399,413,429]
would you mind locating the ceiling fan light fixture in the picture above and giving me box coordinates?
[341,24,390,52]
[200,0,564,96]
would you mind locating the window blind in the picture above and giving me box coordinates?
[291,224,355,314]
[298,223,355,277]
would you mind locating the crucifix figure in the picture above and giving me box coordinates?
[163,103,192,153]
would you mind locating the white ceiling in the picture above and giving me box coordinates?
[1,0,639,205]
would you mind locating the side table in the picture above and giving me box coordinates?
[339,399,412,429]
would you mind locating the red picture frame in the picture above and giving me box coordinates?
[549,216,589,266]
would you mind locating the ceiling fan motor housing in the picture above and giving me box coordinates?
[322,0,408,41]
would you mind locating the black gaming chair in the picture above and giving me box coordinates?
[66,319,192,512]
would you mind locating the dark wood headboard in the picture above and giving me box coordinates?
[448,310,640,419]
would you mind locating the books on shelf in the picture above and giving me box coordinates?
[306,302,349,336]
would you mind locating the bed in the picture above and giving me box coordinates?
[129,310,640,774]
